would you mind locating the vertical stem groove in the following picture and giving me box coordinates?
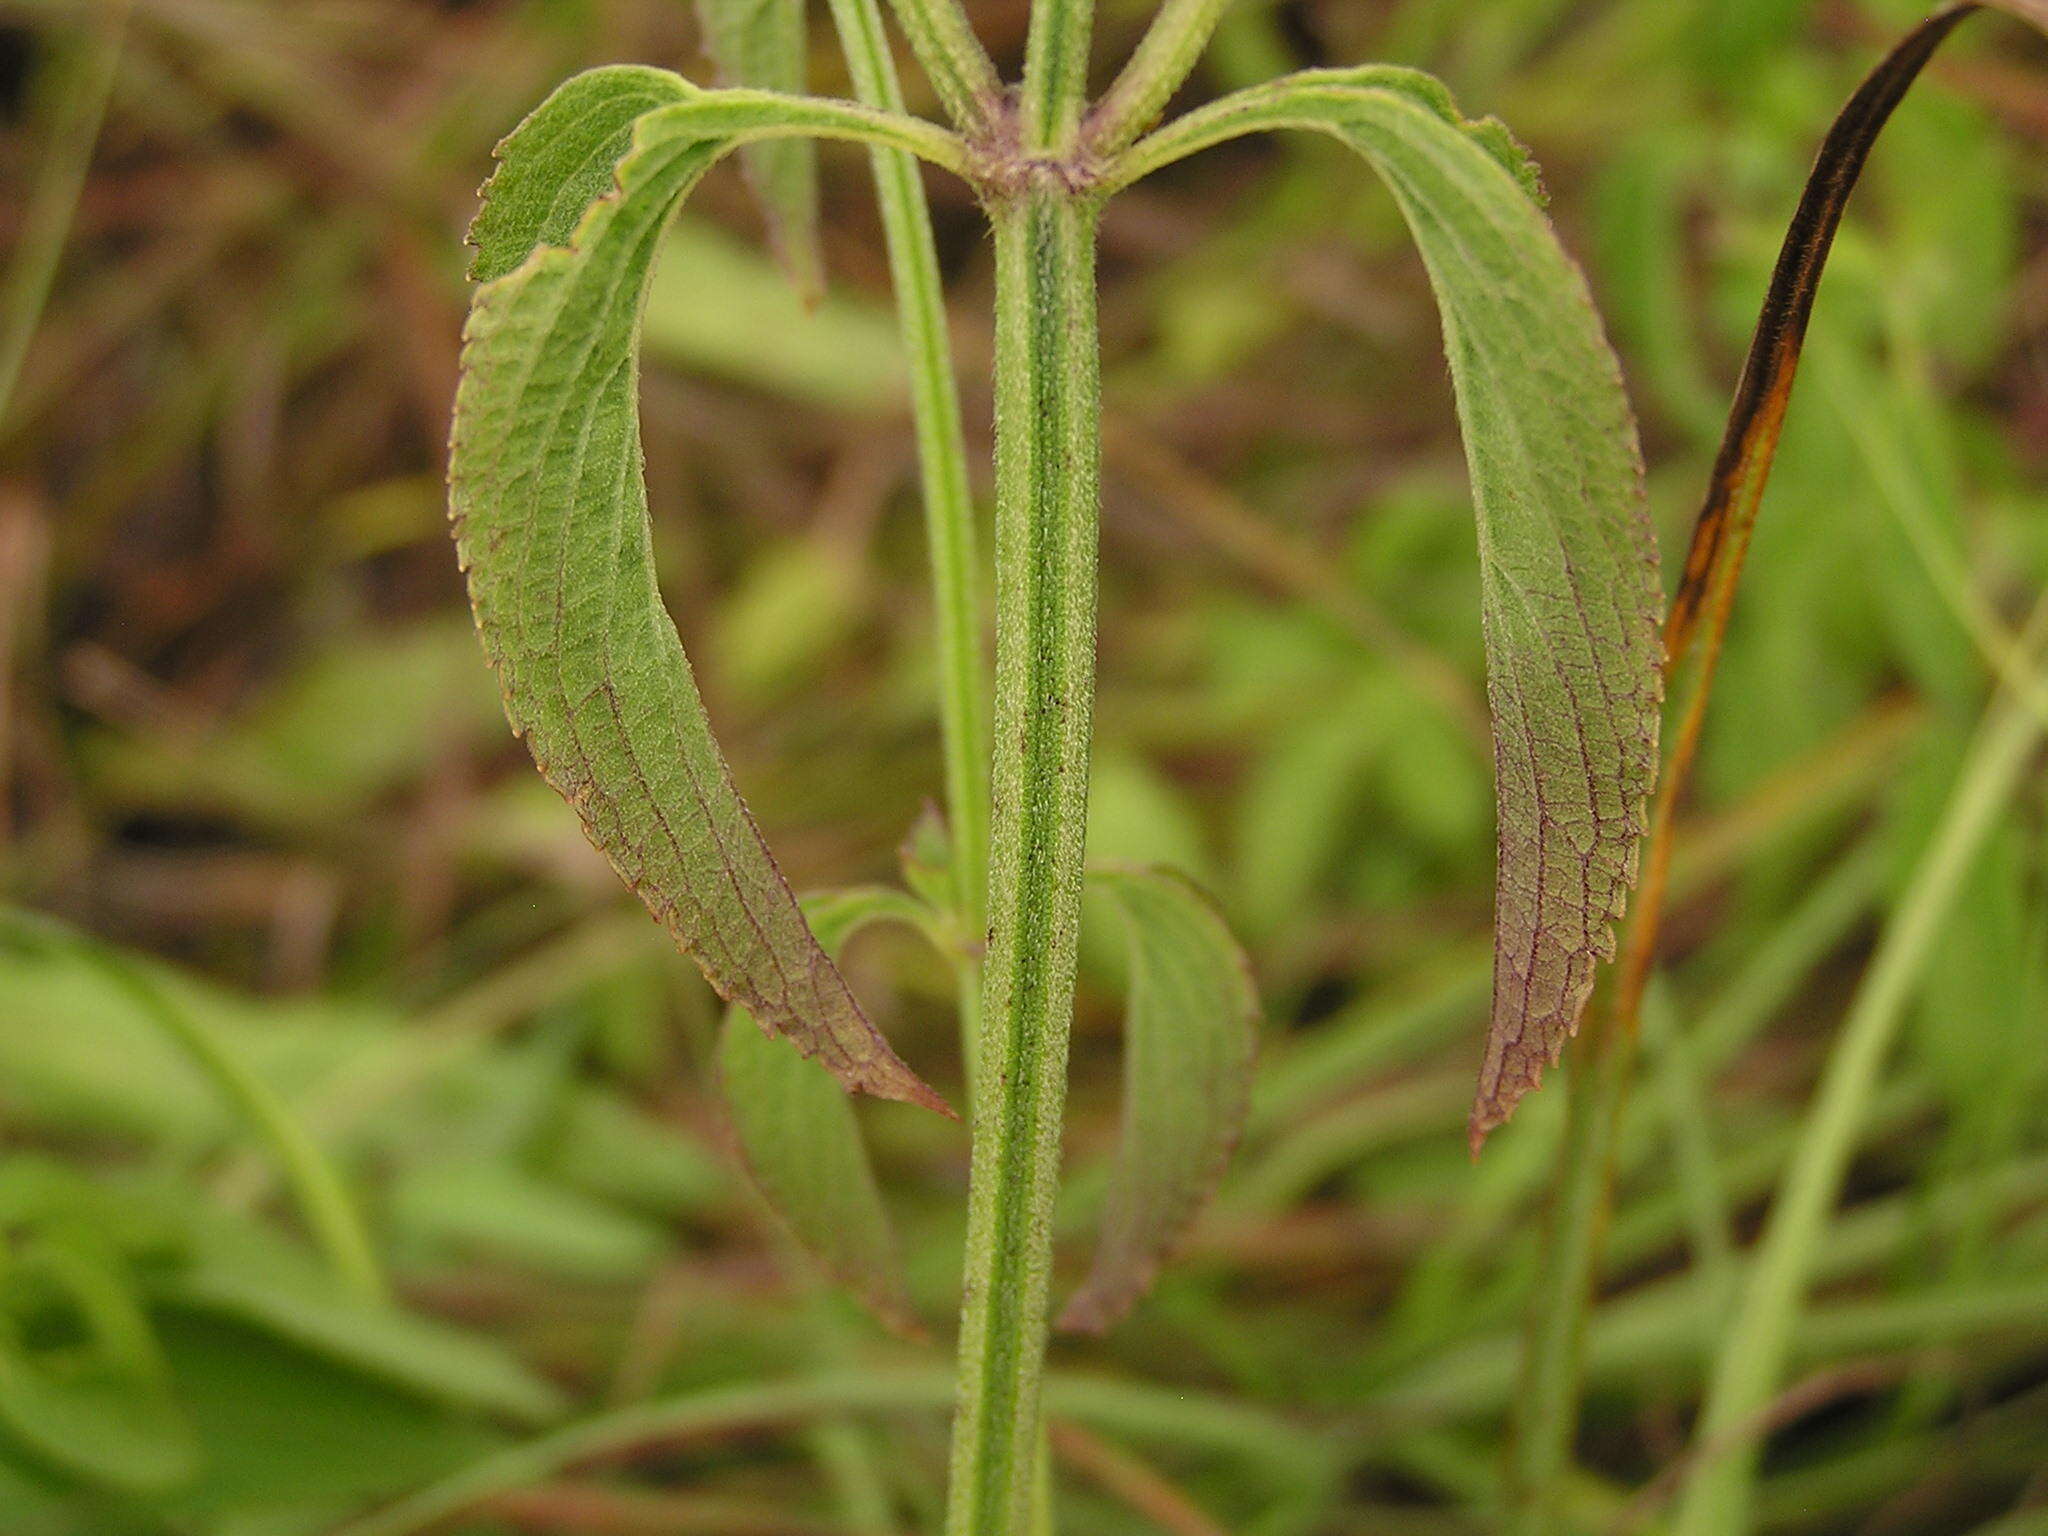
[944,188,1101,1536]
[1020,0,1095,150]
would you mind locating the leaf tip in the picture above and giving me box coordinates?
[865,1057,957,1120]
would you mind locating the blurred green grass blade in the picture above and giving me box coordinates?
[1817,343,2048,726]
[1111,67,1664,1146]
[1969,1510,2048,1536]
[0,2,126,427]
[167,1248,564,1424]
[1673,615,2048,1536]
[0,1336,199,1495]
[452,78,960,1116]
[718,887,938,1337]
[692,0,824,300]
[0,911,385,1305]
[1059,867,1259,1334]
[644,219,908,412]
[387,1160,667,1282]
[1639,977,1735,1317]
[332,1368,1328,1536]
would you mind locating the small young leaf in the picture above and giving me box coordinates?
[453,86,951,1116]
[694,0,824,300]
[1112,69,1664,1147]
[1059,867,1259,1334]
[718,887,938,1337]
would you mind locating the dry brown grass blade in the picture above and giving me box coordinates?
[1618,0,2048,1028]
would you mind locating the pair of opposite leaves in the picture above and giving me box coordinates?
[447,0,2042,1332]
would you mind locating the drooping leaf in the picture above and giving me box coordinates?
[1059,867,1258,1334]
[1113,68,1664,1147]
[717,887,938,1337]
[452,73,954,1117]
[693,0,824,299]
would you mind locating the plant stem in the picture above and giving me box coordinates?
[881,0,1002,137]
[945,187,1101,1536]
[822,0,990,942]
[1672,611,2048,1536]
[1020,0,1096,150]
[1084,0,1232,155]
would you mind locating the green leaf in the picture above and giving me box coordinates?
[452,76,959,1118]
[717,887,936,1337]
[1111,67,1664,1148]
[693,0,824,299]
[1058,867,1258,1334]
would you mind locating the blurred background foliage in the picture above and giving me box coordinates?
[2,0,2047,1532]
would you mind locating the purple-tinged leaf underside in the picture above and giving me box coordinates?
[1112,69,1664,1147]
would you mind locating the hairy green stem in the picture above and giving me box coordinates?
[1020,0,1095,150]
[1085,0,1233,155]
[945,188,1101,1536]
[1673,613,2048,1534]
[822,0,989,947]
[881,0,1001,136]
